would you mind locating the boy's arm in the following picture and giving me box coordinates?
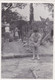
[29,33,35,44]
[36,33,42,45]
[29,33,34,41]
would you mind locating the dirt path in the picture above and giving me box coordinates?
[2,56,53,79]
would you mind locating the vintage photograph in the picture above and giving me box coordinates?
[1,3,53,79]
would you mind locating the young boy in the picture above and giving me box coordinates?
[5,22,10,42]
[29,29,42,59]
[14,27,19,41]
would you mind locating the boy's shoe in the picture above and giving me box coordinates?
[37,56,40,60]
[32,57,35,60]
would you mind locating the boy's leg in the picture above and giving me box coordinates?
[7,33,10,42]
[36,46,40,59]
[32,46,36,59]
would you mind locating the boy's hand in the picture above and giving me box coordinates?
[34,42,39,46]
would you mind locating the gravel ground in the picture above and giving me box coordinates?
[1,40,53,79]
[1,56,53,79]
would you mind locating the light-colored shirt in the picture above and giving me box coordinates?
[5,27,10,33]
[15,32,18,36]
[29,32,42,46]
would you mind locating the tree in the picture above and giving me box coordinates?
[43,3,54,18]
[29,3,34,24]
[14,3,27,9]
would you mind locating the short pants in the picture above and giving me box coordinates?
[5,32,10,39]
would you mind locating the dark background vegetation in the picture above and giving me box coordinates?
[2,3,54,42]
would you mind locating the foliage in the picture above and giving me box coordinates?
[43,3,54,18]
[14,3,27,9]
[2,9,19,23]
[2,3,53,43]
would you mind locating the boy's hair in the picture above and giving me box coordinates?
[33,29,38,32]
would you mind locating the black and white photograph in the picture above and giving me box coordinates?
[1,2,54,79]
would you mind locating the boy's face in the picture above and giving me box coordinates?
[35,32,37,35]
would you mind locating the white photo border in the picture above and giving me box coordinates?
[0,0,55,80]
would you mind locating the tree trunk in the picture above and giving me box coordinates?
[29,3,34,25]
